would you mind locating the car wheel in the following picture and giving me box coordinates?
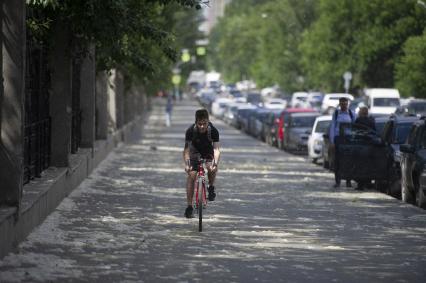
[415,182,426,209]
[402,178,415,205]
[375,181,388,193]
[388,179,401,199]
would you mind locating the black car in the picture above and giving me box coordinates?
[247,108,268,137]
[335,123,388,186]
[237,106,257,132]
[400,117,426,208]
[322,116,388,171]
[375,115,419,197]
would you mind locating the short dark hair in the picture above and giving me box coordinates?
[195,109,209,121]
[339,97,349,102]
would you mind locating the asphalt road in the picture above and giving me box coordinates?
[1,97,426,283]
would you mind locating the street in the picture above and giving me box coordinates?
[1,97,426,283]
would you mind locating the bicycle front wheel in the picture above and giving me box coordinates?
[198,183,203,232]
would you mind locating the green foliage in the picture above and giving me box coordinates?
[300,0,426,92]
[210,0,426,95]
[395,29,426,97]
[209,0,317,92]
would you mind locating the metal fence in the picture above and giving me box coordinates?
[23,23,51,184]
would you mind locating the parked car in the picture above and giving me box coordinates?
[308,115,332,163]
[321,93,354,114]
[237,105,257,131]
[322,116,388,170]
[284,112,320,153]
[263,98,287,109]
[364,88,401,115]
[211,97,233,118]
[307,92,324,112]
[277,108,317,150]
[373,115,420,196]
[290,92,309,108]
[400,117,426,208]
[395,99,426,117]
[334,123,388,187]
[246,92,263,107]
[252,108,273,140]
[263,109,283,147]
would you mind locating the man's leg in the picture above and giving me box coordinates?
[207,167,217,201]
[334,137,341,187]
[186,172,196,206]
[185,171,196,218]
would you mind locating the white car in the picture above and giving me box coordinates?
[291,92,309,108]
[211,97,233,118]
[264,98,287,109]
[364,88,401,115]
[307,115,332,163]
[321,93,354,114]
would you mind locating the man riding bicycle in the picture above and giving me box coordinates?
[183,109,221,218]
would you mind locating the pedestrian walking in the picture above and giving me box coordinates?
[165,94,173,127]
[329,97,356,188]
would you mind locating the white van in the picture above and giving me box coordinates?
[364,88,401,115]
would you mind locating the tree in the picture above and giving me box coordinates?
[300,0,426,92]
[395,29,426,97]
[27,0,207,90]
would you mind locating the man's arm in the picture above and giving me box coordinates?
[212,142,221,170]
[183,141,191,173]
[183,142,190,163]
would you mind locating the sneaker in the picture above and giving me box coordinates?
[208,185,216,201]
[184,206,194,218]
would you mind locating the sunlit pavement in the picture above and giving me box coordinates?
[1,96,426,283]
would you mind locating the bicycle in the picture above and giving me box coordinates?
[193,158,209,232]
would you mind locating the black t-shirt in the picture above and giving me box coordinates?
[185,123,219,158]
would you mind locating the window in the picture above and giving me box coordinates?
[393,123,412,144]
[315,120,331,133]
[421,127,426,149]
[374,98,400,107]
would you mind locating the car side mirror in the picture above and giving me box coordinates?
[400,144,415,153]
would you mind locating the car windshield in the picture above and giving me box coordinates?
[291,116,317,127]
[409,102,426,114]
[393,123,412,144]
[374,98,400,107]
[315,120,331,133]
[247,93,262,103]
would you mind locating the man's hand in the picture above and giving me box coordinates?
[208,162,218,173]
[184,160,192,174]
[185,165,192,174]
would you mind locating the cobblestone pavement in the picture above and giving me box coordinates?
[1,97,426,282]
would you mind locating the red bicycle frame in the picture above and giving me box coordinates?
[194,159,208,210]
